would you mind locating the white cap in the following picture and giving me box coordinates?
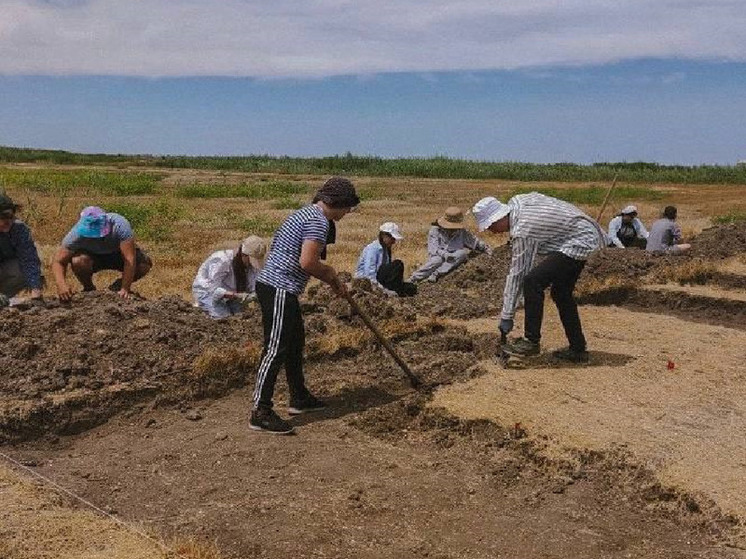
[620,205,638,215]
[471,197,511,232]
[379,222,403,240]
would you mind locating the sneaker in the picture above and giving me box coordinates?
[551,347,590,364]
[502,337,540,357]
[288,394,328,416]
[249,408,295,434]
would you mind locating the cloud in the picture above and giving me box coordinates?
[1,0,745,77]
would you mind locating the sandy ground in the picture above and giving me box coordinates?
[434,305,746,518]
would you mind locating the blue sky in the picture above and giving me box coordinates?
[1,1,745,164]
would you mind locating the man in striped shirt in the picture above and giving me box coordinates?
[250,177,360,434]
[472,193,605,363]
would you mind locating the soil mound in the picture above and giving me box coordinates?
[690,223,746,259]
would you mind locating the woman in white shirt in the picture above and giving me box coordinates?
[193,235,267,319]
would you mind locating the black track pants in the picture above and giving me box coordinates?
[523,252,587,352]
[252,281,308,410]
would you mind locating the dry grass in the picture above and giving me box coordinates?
[645,258,718,286]
[7,163,738,302]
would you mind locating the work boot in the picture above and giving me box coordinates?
[503,337,540,357]
[551,347,590,364]
[288,394,328,416]
[249,408,294,435]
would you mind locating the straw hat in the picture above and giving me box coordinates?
[437,207,465,229]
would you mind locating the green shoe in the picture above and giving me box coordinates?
[503,337,540,357]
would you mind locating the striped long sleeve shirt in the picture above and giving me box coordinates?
[501,193,606,320]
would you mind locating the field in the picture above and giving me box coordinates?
[1,158,746,558]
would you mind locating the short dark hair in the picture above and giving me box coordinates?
[663,206,677,220]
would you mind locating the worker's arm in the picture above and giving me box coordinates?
[51,247,75,301]
[300,240,346,296]
[118,238,137,298]
[500,237,539,321]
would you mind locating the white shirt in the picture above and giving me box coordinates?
[607,215,649,248]
[192,249,259,301]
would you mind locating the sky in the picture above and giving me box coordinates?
[1,0,745,164]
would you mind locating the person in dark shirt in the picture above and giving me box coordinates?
[0,194,43,306]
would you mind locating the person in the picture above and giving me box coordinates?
[646,206,691,254]
[354,222,417,297]
[408,206,492,283]
[52,206,152,301]
[0,194,43,307]
[193,235,267,319]
[250,177,360,434]
[471,193,606,363]
[607,205,648,248]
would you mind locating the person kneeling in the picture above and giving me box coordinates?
[193,235,267,319]
[0,194,43,307]
[355,222,416,297]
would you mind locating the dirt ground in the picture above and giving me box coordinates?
[2,218,746,557]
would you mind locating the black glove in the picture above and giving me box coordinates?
[499,318,514,335]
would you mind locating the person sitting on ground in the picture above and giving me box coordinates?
[607,205,649,249]
[192,235,267,319]
[354,222,417,297]
[645,206,691,254]
[250,177,360,435]
[0,194,43,307]
[471,193,606,364]
[408,206,491,284]
[52,206,152,301]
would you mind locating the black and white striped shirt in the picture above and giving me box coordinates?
[257,204,329,295]
[501,192,605,320]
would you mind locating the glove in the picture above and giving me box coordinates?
[237,292,257,304]
[499,318,514,335]
[0,294,9,308]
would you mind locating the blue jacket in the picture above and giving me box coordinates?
[355,240,391,281]
[0,220,43,289]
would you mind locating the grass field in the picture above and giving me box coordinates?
[2,161,746,301]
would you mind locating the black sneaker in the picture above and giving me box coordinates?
[288,394,327,416]
[503,337,540,357]
[551,347,590,364]
[249,408,295,434]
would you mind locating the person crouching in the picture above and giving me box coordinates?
[355,222,416,297]
[193,236,267,319]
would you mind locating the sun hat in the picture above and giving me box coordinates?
[75,206,111,238]
[437,207,466,230]
[379,222,403,240]
[241,235,268,269]
[471,197,511,232]
[0,194,19,218]
[620,205,638,215]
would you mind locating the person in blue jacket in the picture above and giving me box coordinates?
[0,194,43,306]
[355,222,416,297]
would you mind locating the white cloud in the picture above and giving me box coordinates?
[1,0,744,77]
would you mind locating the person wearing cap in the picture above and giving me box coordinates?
[408,206,492,284]
[471,193,606,363]
[646,206,691,254]
[52,206,152,301]
[607,205,649,249]
[0,194,43,306]
[192,236,267,319]
[250,177,359,434]
[354,222,417,297]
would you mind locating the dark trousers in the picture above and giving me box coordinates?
[523,252,587,352]
[253,281,309,410]
[376,260,417,297]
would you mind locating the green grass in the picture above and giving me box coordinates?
[507,185,665,205]
[105,200,185,242]
[0,167,162,196]
[176,180,309,199]
[238,216,282,236]
[271,197,304,210]
[3,146,746,184]
[712,211,746,225]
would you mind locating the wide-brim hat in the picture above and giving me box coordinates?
[76,206,111,238]
[471,197,511,232]
[437,206,465,229]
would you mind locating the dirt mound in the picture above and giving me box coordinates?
[690,223,746,259]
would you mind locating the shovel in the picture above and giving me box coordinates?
[343,292,423,389]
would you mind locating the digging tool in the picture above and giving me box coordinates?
[595,173,619,223]
[343,292,423,389]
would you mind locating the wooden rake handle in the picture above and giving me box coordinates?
[343,292,422,389]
